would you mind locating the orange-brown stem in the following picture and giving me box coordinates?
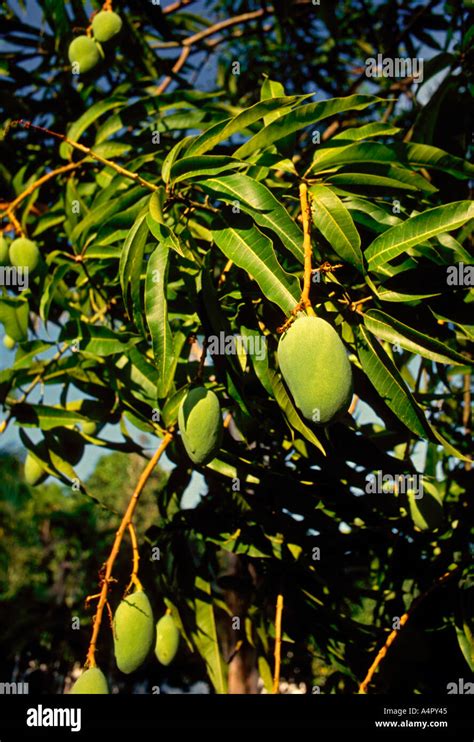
[86,434,173,667]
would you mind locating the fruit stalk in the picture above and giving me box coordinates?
[299,183,316,318]
[272,593,284,694]
[85,432,173,668]
[126,522,143,593]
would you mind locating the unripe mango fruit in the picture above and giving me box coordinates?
[9,238,40,274]
[71,667,109,694]
[68,36,100,73]
[92,11,123,42]
[277,316,353,424]
[113,590,154,674]
[155,613,180,666]
[24,454,47,486]
[81,421,98,436]
[3,334,16,350]
[178,386,222,465]
[408,489,444,531]
[0,236,9,264]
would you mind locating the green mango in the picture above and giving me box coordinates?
[113,590,154,674]
[408,488,444,531]
[0,236,9,264]
[277,315,353,424]
[9,238,40,274]
[155,613,180,666]
[24,454,47,487]
[70,667,109,694]
[178,386,222,465]
[92,11,123,42]
[68,36,100,74]
[81,421,98,437]
[3,334,16,350]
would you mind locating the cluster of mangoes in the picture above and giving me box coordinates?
[71,590,180,693]
[1,236,41,349]
[176,316,353,472]
[68,10,122,74]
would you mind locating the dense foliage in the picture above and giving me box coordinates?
[0,0,473,694]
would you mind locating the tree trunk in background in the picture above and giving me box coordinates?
[219,554,259,694]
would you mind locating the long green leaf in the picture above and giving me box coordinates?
[212,212,300,314]
[310,185,363,271]
[357,326,431,439]
[198,173,304,261]
[169,155,245,184]
[357,327,470,460]
[267,369,326,455]
[60,324,141,356]
[366,201,474,269]
[311,141,474,179]
[145,243,173,399]
[13,404,87,431]
[59,96,127,159]
[186,96,306,157]
[120,213,149,333]
[364,310,472,365]
[234,95,381,158]
[193,575,227,694]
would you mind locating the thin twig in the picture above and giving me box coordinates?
[85,434,173,668]
[0,163,81,220]
[9,121,158,193]
[272,593,284,693]
[359,567,460,693]
[154,8,271,94]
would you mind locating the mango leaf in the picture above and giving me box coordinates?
[325,172,424,193]
[357,327,470,461]
[234,95,381,158]
[332,122,401,140]
[59,96,127,159]
[145,243,174,399]
[212,211,300,315]
[240,326,274,395]
[192,575,227,694]
[0,297,29,342]
[13,404,87,431]
[161,136,194,184]
[267,368,326,455]
[186,96,307,157]
[40,264,71,323]
[357,326,431,439]
[363,310,472,365]
[120,212,149,334]
[60,323,141,356]
[366,201,474,269]
[198,173,304,261]
[309,185,363,272]
[311,141,474,179]
[169,155,245,185]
